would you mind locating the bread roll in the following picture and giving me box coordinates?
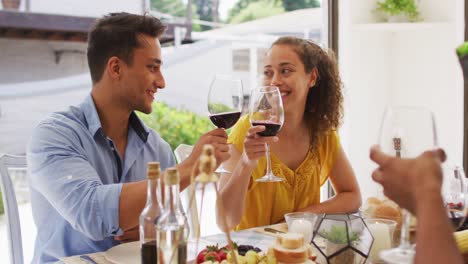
[364,197,402,227]
[276,233,304,249]
[367,197,382,206]
[273,244,312,263]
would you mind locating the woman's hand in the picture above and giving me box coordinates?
[242,125,278,168]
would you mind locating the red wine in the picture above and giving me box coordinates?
[141,240,157,264]
[251,121,282,136]
[209,111,241,129]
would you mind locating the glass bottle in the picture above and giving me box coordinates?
[156,167,189,264]
[140,162,162,264]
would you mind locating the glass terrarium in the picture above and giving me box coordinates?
[312,213,373,264]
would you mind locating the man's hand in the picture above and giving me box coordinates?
[370,145,446,214]
[242,125,278,168]
[190,128,230,168]
[114,225,139,243]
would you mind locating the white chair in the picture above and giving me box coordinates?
[0,154,27,264]
[174,144,200,238]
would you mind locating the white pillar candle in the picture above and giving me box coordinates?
[289,219,313,243]
[368,222,392,262]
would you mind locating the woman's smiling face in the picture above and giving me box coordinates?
[262,44,317,114]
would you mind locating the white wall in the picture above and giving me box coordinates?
[10,0,146,17]
[0,87,90,154]
[339,0,465,199]
[0,39,88,84]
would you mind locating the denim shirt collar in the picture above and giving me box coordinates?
[81,94,149,142]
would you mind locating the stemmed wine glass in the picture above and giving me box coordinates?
[207,74,243,174]
[249,86,285,182]
[378,106,437,264]
[442,165,467,231]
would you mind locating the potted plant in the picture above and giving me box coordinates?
[321,225,360,264]
[375,0,421,22]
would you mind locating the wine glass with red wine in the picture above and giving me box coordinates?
[249,86,284,182]
[207,74,243,173]
[442,165,467,231]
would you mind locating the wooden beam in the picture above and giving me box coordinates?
[0,27,88,42]
[0,11,191,43]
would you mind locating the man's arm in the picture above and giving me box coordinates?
[370,147,462,264]
[414,193,462,264]
[29,124,128,239]
[119,181,147,231]
[119,136,175,232]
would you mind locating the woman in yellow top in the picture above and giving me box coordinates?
[217,36,362,231]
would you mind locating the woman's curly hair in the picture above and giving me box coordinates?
[271,36,343,153]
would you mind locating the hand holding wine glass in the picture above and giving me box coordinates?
[377,106,438,264]
[207,74,243,173]
[249,86,284,182]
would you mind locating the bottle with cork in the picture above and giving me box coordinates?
[156,167,189,264]
[139,162,162,264]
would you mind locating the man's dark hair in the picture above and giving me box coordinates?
[87,12,166,84]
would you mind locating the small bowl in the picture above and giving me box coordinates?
[284,212,318,243]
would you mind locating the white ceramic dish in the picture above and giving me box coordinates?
[104,241,139,264]
[104,239,205,263]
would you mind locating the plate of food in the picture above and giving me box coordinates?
[195,233,317,264]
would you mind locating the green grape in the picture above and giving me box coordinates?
[245,251,257,264]
[266,254,277,264]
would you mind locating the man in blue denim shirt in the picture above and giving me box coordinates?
[27,13,230,263]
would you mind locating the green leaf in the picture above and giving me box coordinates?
[457,42,468,58]
[137,102,214,151]
[374,0,420,22]
[228,0,285,24]
[208,103,234,113]
[320,225,360,244]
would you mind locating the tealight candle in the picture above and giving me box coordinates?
[289,219,313,243]
[368,222,392,262]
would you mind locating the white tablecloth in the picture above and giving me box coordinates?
[61,227,277,264]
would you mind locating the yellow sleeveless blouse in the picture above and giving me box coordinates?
[228,116,340,231]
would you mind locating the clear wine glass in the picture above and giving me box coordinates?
[442,165,467,231]
[249,86,285,182]
[378,106,437,264]
[207,74,243,174]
